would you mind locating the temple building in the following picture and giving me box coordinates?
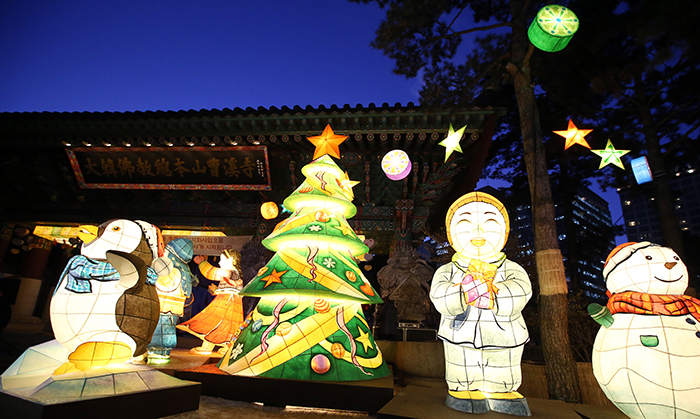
[0,102,505,322]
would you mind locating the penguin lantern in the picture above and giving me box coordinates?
[590,242,700,419]
[49,219,166,372]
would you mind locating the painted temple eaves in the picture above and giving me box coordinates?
[0,103,506,253]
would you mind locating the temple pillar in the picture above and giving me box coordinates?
[14,237,53,318]
[394,199,414,252]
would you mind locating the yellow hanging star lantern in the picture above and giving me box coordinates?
[336,171,360,199]
[553,119,592,150]
[439,124,467,162]
[591,139,630,169]
[307,125,348,160]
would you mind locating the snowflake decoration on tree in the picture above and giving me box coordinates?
[308,225,323,232]
[230,343,244,360]
[322,257,336,269]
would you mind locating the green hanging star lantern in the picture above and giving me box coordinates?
[439,124,467,162]
[591,139,630,169]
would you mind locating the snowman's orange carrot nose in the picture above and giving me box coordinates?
[665,262,677,269]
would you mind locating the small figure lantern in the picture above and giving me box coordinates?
[430,192,532,416]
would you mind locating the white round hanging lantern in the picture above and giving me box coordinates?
[381,150,411,181]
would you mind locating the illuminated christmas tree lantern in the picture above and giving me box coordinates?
[260,201,279,220]
[218,126,389,382]
[528,5,579,52]
[381,149,412,181]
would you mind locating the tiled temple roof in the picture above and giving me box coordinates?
[0,102,505,152]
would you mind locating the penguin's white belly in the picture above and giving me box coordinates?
[592,313,700,419]
[50,280,137,354]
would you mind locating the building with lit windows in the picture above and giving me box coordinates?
[619,164,700,242]
[502,185,615,304]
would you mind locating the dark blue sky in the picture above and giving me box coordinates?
[0,0,421,113]
[0,0,625,241]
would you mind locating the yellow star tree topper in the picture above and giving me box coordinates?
[439,124,467,162]
[553,119,593,150]
[591,139,630,169]
[307,124,348,159]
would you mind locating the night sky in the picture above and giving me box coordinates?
[0,0,625,241]
[0,0,420,113]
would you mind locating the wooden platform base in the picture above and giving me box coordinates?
[377,385,627,419]
[175,363,394,414]
[0,366,201,419]
[0,379,201,419]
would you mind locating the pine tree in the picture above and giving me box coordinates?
[218,126,389,381]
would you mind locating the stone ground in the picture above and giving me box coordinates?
[163,397,372,419]
[0,322,626,419]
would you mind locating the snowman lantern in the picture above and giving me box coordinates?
[430,192,533,416]
[590,242,700,419]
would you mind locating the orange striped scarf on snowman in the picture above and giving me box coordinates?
[606,290,700,322]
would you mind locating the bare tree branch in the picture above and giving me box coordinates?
[436,4,469,35]
[655,90,700,131]
[663,118,700,156]
[430,22,511,41]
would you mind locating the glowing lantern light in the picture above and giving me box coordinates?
[177,249,245,355]
[147,238,196,363]
[430,192,532,416]
[1,219,166,390]
[218,126,388,382]
[528,5,579,52]
[591,139,630,170]
[631,156,653,184]
[553,119,592,150]
[260,201,279,219]
[591,242,700,418]
[439,124,467,162]
[381,149,412,180]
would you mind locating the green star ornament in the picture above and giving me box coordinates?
[591,139,630,169]
[439,124,467,162]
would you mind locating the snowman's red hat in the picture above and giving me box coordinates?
[603,241,657,281]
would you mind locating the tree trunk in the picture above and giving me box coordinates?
[634,78,685,258]
[507,1,582,401]
[560,158,581,295]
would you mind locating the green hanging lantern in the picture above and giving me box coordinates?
[528,4,579,52]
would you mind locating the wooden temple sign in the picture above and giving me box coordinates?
[66,146,271,190]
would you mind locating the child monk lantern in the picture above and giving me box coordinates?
[430,192,533,416]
